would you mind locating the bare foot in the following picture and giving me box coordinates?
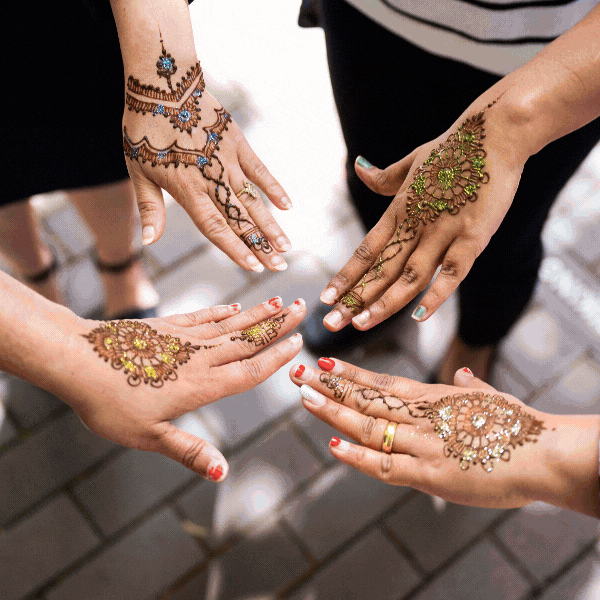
[436,335,496,385]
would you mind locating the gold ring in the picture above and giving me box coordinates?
[382,421,397,454]
[235,180,258,199]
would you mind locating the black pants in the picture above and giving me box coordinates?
[321,0,600,346]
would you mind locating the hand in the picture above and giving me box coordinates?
[123,48,292,273]
[289,358,600,517]
[319,98,528,331]
[55,298,306,481]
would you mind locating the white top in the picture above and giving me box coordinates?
[343,0,598,75]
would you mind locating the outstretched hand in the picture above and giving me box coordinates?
[61,298,306,481]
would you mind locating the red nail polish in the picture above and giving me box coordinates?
[294,299,301,305]
[268,297,280,308]
[209,466,223,481]
[318,358,335,371]
[230,303,241,311]
[330,437,341,447]
[294,364,306,378]
[462,367,473,375]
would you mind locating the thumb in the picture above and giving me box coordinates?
[130,169,167,245]
[453,367,497,392]
[354,149,417,196]
[156,422,228,482]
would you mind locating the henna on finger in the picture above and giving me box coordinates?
[230,313,287,347]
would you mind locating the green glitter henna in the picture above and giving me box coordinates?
[340,100,498,313]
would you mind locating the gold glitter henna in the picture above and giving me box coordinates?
[230,314,287,347]
[340,99,499,313]
[422,392,545,472]
[83,321,215,387]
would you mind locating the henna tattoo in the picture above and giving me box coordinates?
[319,373,348,399]
[240,226,271,253]
[127,62,203,103]
[83,321,211,387]
[340,100,498,313]
[230,314,287,347]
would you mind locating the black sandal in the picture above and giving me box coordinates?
[93,250,158,321]
[22,254,59,284]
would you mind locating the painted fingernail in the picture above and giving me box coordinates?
[352,310,370,327]
[330,436,341,447]
[267,296,282,308]
[209,466,223,481]
[412,305,426,320]
[356,156,373,169]
[141,225,155,245]
[324,310,342,328]
[291,333,303,344]
[294,364,306,378]
[300,384,326,407]
[292,298,305,310]
[462,367,474,376]
[230,303,241,312]
[318,357,335,371]
[247,255,265,272]
[276,236,292,252]
[281,197,293,209]
[320,287,338,305]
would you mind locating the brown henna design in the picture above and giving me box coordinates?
[340,99,498,313]
[83,321,216,387]
[319,372,350,400]
[230,313,287,347]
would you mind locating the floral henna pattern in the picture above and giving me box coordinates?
[319,372,348,399]
[422,392,545,472]
[340,100,497,313]
[83,321,215,387]
[230,314,287,346]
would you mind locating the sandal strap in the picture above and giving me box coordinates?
[93,249,144,274]
[23,255,59,284]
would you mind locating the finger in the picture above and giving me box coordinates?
[354,149,418,196]
[128,167,167,245]
[161,303,241,328]
[299,385,418,455]
[215,332,303,396]
[409,238,480,323]
[237,137,292,210]
[453,367,497,392]
[329,436,420,486]
[209,298,306,366]
[229,166,292,256]
[154,422,227,482]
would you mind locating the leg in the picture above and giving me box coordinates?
[0,200,63,304]
[67,179,159,318]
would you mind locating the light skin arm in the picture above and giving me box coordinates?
[109,0,292,273]
[321,4,600,331]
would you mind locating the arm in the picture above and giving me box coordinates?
[109,0,292,273]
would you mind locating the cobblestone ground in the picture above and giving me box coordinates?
[2,2,600,599]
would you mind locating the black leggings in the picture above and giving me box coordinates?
[321,0,600,346]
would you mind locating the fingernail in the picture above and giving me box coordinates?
[300,384,326,407]
[330,436,341,447]
[320,287,338,305]
[281,197,293,209]
[331,438,349,450]
[293,364,306,378]
[293,298,305,309]
[230,303,241,312]
[247,255,264,272]
[318,357,335,371]
[268,296,282,308]
[291,333,303,343]
[356,156,373,169]
[412,305,426,320]
[209,465,224,481]
[272,256,288,271]
[352,310,370,327]
[276,236,292,252]
[324,310,342,328]
[462,367,474,376]
[142,225,155,245]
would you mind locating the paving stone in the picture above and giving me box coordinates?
[531,356,600,415]
[293,408,339,463]
[46,508,203,600]
[283,464,410,560]
[1,495,98,600]
[495,502,600,581]
[490,360,534,404]
[63,257,104,316]
[171,523,309,600]
[74,448,195,536]
[0,411,116,525]
[45,204,93,255]
[289,529,420,600]
[177,424,320,545]
[385,492,503,572]
[540,550,600,600]
[156,247,248,318]
[0,400,17,446]
[144,198,209,267]
[500,304,583,388]
[0,375,63,429]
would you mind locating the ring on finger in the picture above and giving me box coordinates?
[235,179,259,199]
[240,226,272,253]
[382,421,397,454]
